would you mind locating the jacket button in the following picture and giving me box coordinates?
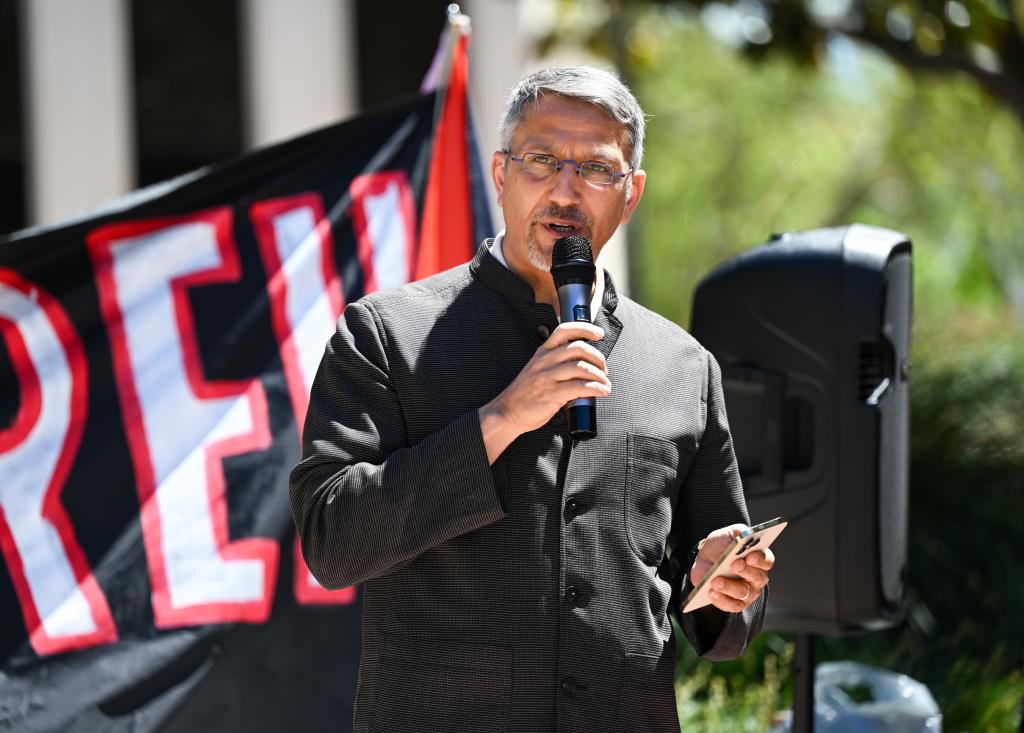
[566,586,578,602]
[560,677,577,696]
[565,498,579,516]
[537,325,551,339]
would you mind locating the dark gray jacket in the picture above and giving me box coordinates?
[290,243,765,732]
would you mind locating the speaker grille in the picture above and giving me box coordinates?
[878,251,912,606]
[858,342,883,400]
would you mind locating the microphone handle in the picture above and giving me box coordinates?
[557,282,597,440]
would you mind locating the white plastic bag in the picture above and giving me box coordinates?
[769,661,942,732]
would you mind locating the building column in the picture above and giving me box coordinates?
[462,0,525,233]
[20,0,134,226]
[463,0,525,163]
[240,0,359,149]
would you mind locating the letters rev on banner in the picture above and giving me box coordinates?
[0,77,491,729]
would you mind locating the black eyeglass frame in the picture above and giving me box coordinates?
[500,149,633,185]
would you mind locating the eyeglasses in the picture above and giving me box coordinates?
[502,150,632,186]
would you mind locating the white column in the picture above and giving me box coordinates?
[462,0,526,234]
[240,0,359,149]
[20,0,135,227]
[463,0,526,164]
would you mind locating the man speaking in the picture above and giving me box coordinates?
[290,66,775,732]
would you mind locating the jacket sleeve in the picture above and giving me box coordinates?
[672,349,767,661]
[288,299,507,589]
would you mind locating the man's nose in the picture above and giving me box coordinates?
[547,163,583,206]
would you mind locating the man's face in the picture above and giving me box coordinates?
[491,94,646,276]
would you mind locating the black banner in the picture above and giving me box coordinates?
[0,90,492,731]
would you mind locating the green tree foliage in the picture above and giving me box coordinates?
[673,629,795,729]
[623,7,1024,340]
[689,0,1024,125]
[541,0,1024,125]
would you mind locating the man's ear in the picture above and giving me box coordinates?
[620,169,646,225]
[491,151,507,207]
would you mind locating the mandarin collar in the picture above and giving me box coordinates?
[469,241,623,360]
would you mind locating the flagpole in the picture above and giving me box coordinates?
[415,3,478,280]
[423,4,472,127]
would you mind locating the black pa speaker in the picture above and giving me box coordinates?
[691,224,912,634]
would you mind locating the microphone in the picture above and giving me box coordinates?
[551,235,598,440]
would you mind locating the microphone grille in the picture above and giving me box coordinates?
[552,236,593,266]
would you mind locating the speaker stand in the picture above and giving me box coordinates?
[792,633,815,732]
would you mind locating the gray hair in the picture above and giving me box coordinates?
[499,66,646,170]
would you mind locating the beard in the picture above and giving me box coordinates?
[526,206,593,272]
[525,229,553,272]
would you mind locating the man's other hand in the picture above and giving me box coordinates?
[690,524,775,613]
[478,322,609,463]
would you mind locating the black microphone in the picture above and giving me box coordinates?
[551,235,598,440]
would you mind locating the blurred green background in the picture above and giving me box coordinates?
[544,0,1024,729]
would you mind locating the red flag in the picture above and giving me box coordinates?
[414,26,475,280]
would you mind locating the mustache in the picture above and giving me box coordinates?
[533,206,592,231]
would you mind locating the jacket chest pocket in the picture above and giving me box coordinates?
[624,435,687,566]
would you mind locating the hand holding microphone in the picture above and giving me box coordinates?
[480,320,608,445]
[478,236,605,460]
